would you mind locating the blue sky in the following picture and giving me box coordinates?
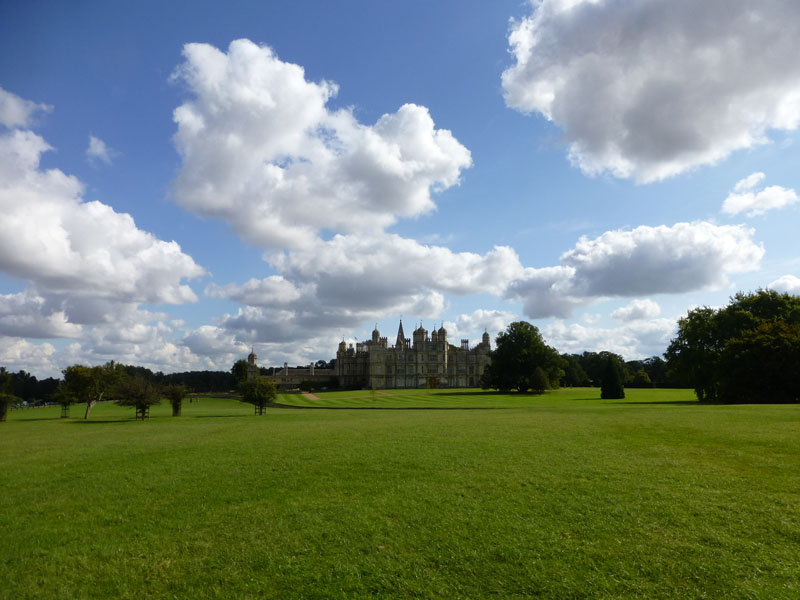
[1,0,799,378]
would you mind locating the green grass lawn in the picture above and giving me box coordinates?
[1,389,798,599]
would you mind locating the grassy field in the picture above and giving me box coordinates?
[1,388,798,599]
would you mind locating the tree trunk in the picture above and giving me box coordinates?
[84,399,96,419]
[172,401,181,417]
[0,402,8,422]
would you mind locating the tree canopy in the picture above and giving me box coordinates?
[482,321,565,393]
[63,362,127,419]
[116,376,162,420]
[665,290,800,403]
[238,378,277,415]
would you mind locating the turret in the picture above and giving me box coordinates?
[438,324,447,342]
[482,330,491,348]
[371,324,380,344]
[413,324,428,348]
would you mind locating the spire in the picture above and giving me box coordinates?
[396,319,406,347]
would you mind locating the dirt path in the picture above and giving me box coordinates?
[301,391,322,401]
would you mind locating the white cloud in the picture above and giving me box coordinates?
[443,309,517,344]
[0,128,204,304]
[86,135,116,165]
[543,318,677,360]
[722,172,798,216]
[733,172,765,193]
[507,222,763,318]
[769,274,800,295]
[0,336,57,377]
[502,0,800,182]
[612,299,661,322]
[171,39,472,249]
[0,86,52,128]
[206,276,302,306]
[272,233,525,300]
[0,291,82,338]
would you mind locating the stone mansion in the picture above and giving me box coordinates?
[336,321,492,389]
[246,320,492,390]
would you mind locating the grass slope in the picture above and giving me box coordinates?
[1,389,798,599]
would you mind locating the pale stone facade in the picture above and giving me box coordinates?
[335,320,491,389]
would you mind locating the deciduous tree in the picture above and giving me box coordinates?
[63,361,127,419]
[666,290,800,402]
[163,384,188,417]
[116,376,161,420]
[238,378,277,415]
[483,321,564,393]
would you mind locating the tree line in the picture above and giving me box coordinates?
[0,362,245,421]
[481,290,799,404]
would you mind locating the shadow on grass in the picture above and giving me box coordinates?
[192,414,252,419]
[67,419,134,424]
[269,402,510,410]
[611,400,701,406]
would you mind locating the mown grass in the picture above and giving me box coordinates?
[1,389,798,599]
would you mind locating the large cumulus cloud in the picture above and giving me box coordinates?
[502,0,800,182]
[0,89,205,374]
[0,129,204,305]
[171,39,472,249]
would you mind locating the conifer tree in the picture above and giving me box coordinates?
[600,356,625,399]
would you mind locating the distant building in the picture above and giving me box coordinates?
[335,320,491,389]
[245,319,492,390]
[246,349,336,389]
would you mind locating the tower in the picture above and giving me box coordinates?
[246,348,259,381]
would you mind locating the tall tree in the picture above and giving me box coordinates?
[231,359,249,383]
[666,290,800,402]
[482,322,565,393]
[717,321,800,403]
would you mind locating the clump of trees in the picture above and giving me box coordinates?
[665,290,800,403]
[559,352,677,388]
[481,321,565,393]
